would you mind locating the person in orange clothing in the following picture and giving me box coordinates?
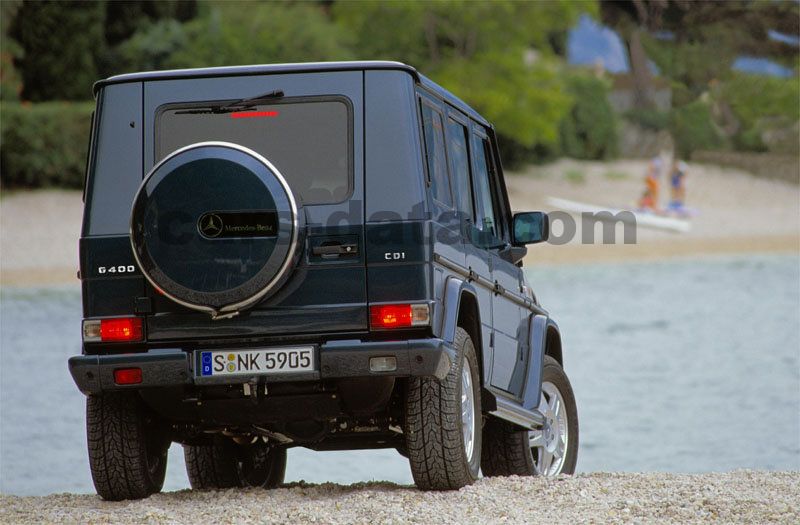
[638,156,662,211]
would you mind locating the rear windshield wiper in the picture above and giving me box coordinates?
[175,89,285,115]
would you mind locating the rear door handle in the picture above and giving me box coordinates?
[311,243,358,257]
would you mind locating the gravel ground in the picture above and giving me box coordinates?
[1,471,797,524]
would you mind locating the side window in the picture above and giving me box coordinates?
[446,117,473,220]
[471,134,499,239]
[420,102,453,208]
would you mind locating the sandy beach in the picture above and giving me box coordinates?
[506,158,799,265]
[1,471,798,524]
[1,159,797,286]
[0,190,84,286]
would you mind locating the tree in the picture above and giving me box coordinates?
[115,19,190,72]
[657,0,799,70]
[559,73,619,160]
[104,0,197,47]
[100,0,198,77]
[10,1,106,101]
[162,2,353,69]
[333,1,593,149]
[0,0,22,100]
[600,0,670,109]
[602,0,799,109]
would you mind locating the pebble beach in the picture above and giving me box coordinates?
[1,472,798,524]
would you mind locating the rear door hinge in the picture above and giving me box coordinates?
[493,281,504,296]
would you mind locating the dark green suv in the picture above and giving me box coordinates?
[69,61,579,500]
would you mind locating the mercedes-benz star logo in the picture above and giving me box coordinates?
[199,213,223,238]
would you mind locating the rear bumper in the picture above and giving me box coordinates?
[68,338,455,395]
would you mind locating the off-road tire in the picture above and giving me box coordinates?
[405,327,482,490]
[238,443,286,488]
[480,418,536,476]
[481,355,579,477]
[184,439,286,489]
[86,393,169,501]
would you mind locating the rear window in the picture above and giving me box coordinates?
[157,97,352,205]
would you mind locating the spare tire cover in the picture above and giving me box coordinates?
[131,141,300,316]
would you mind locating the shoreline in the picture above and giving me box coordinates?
[1,159,798,286]
[523,234,799,266]
[1,236,798,288]
[1,472,798,524]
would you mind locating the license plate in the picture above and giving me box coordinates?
[198,347,315,377]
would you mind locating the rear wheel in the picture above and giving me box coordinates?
[481,356,578,477]
[86,393,169,501]
[184,439,286,489]
[404,327,482,490]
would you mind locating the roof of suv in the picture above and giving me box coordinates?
[93,60,489,126]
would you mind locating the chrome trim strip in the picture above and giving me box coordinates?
[491,395,544,430]
[433,253,546,315]
[129,141,300,319]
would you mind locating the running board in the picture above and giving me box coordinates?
[490,396,544,430]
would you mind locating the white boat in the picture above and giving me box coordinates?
[546,197,692,233]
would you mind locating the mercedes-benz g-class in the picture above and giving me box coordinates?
[69,61,578,500]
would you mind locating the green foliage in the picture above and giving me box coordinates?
[14,1,798,185]
[668,100,724,158]
[0,1,22,101]
[334,0,595,66]
[623,108,669,131]
[0,0,604,178]
[733,127,768,153]
[564,168,586,184]
[104,0,197,47]
[436,52,572,148]
[610,1,798,98]
[495,134,557,169]
[713,73,799,153]
[642,26,739,94]
[333,0,587,149]
[116,19,189,72]
[670,80,694,108]
[331,1,430,66]
[0,101,94,188]
[720,74,800,131]
[558,72,618,159]
[604,0,799,156]
[9,1,106,101]
[162,2,353,69]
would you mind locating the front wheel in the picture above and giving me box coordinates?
[404,327,482,490]
[481,356,578,477]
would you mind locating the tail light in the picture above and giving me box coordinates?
[83,317,144,342]
[370,303,430,329]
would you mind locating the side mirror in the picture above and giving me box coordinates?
[512,212,549,246]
